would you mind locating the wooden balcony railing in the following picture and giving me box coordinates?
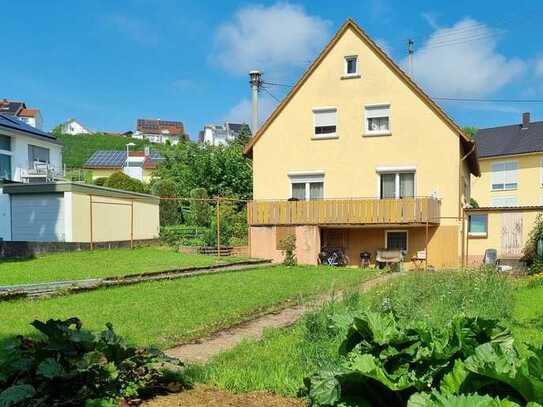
[247,197,441,226]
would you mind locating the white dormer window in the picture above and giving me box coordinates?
[365,104,391,136]
[345,56,358,76]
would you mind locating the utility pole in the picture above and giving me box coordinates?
[249,70,262,134]
[407,39,414,76]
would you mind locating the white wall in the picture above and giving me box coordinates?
[61,121,91,135]
[0,188,11,241]
[11,133,63,182]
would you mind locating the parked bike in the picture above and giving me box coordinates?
[318,247,350,267]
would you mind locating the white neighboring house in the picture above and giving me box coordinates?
[199,122,247,146]
[17,109,43,130]
[0,114,64,241]
[59,118,93,135]
[133,119,186,145]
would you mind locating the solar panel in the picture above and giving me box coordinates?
[85,151,126,167]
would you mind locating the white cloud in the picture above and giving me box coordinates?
[212,3,331,75]
[224,96,278,131]
[404,18,526,97]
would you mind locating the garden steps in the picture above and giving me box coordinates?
[166,271,403,364]
[0,259,272,300]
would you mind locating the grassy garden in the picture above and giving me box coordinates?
[0,265,373,350]
[0,246,250,285]
[185,269,543,406]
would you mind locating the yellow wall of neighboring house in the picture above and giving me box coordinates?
[251,26,464,227]
[90,168,155,183]
[70,192,160,242]
[471,153,543,207]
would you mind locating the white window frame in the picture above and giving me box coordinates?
[468,214,488,237]
[385,230,408,251]
[376,166,416,199]
[312,107,338,140]
[364,104,391,136]
[490,160,518,191]
[344,55,358,76]
[288,171,325,201]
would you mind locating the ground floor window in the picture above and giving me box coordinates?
[385,230,408,251]
[468,214,488,236]
[0,153,11,180]
[379,172,415,199]
[289,173,324,200]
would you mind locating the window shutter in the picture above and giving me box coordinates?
[314,109,336,127]
[505,161,517,186]
[366,105,390,118]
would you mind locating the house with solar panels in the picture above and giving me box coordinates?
[83,148,163,182]
[133,119,187,145]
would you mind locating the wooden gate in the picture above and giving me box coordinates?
[501,213,523,257]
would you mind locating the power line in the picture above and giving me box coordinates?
[433,97,543,103]
[261,86,282,103]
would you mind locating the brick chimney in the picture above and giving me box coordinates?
[522,112,530,130]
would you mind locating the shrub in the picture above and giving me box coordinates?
[152,179,180,226]
[522,213,543,274]
[93,177,108,186]
[160,225,209,247]
[0,318,190,406]
[207,201,247,247]
[187,188,212,227]
[279,234,297,266]
[104,171,146,194]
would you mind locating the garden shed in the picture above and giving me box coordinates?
[1,182,159,243]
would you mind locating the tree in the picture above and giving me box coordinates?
[188,188,212,227]
[104,171,146,193]
[463,126,478,139]
[151,178,179,226]
[234,124,252,146]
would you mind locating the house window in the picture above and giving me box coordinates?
[491,161,517,190]
[28,145,50,165]
[365,105,390,135]
[0,135,11,151]
[0,154,11,180]
[385,230,408,251]
[345,56,358,75]
[289,173,324,200]
[468,214,488,236]
[379,171,415,199]
[313,108,337,139]
[491,196,518,207]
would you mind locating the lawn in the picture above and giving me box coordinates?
[0,246,249,285]
[0,265,373,350]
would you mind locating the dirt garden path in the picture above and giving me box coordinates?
[166,271,400,364]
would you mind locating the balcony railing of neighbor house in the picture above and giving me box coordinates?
[20,162,64,183]
[247,197,441,226]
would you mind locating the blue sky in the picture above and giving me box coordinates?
[1,0,542,137]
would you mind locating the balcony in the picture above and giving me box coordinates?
[20,162,64,183]
[247,197,441,226]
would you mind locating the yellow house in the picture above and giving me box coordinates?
[244,19,480,268]
[468,113,543,264]
[83,149,162,183]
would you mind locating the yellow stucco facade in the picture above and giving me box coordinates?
[471,153,543,207]
[247,20,478,267]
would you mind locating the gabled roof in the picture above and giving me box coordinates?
[83,150,163,169]
[137,119,184,136]
[243,18,479,176]
[18,108,40,118]
[0,113,63,145]
[474,120,543,158]
[0,99,25,116]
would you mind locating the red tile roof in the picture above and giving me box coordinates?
[136,119,184,136]
[18,108,40,118]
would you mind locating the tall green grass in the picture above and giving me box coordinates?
[367,269,513,326]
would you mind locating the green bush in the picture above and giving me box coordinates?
[103,171,146,193]
[93,177,108,186]
[160,225,209,247]
[279,234,297,266]
[523,213,543,274]
[304,312,543,406]
[187,188,212,227]
[206,201,247,246]
[152,179,180,226]
[0,318,190,406]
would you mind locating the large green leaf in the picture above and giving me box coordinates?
[37,357,66,379]
[0,384,36,407]
[304,370,342,406]
[408,391,526,407]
